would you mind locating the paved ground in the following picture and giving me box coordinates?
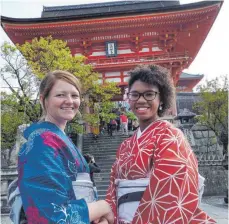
[1,196,228,223]
[201,196,228,224]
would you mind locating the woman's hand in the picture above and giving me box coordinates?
[103,210,114,224]
[93,217,109,224]
[88,200,114,223]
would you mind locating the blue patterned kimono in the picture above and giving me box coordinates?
[18,121,90,224]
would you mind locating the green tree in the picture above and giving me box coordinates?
[1,92,28,165]
[1,42,41,164]
[85,81,120,126]
[1,37,120,138]
[125,111,137,120]
[1,42,41,122]
[194,75,228,154]
[18,36,120,127]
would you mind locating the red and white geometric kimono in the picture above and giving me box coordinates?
[106,120,216,224]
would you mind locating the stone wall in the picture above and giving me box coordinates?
[178,122,227,196]
[191,124,223,156]
[178,123,223,156]
[199,162,228,196]
[1,167,17,213]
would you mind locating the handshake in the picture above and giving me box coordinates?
[88,200,114,224]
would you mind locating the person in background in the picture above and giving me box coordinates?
[115,110,121,131]
[108,119,117,137]
[84,154,101,186]
[84,154,101,200]
[132,119,139,131]
[16,70,113,224]
[106,64,215,224]
[100,126,105,136]
[99,119,106,136]
[127,119,132,132]
[111,119,117,135]
[107,122,111,136]
[92,124,100,140]
[120,113,128,135]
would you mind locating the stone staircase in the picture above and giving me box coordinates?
[83,133,130,199]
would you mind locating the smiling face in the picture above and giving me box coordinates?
[129,80,161,131]
[41,79,80,131]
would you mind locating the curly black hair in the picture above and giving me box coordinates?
[128,64,175,117]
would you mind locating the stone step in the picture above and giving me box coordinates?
[83,144,121,148]
[84,146,119,150]
[93,170,112,177]
[96,184,110,190]
[95,165,114,170]
[83,138,127,143]
[84,139,124,147]
[84,142,124,145]
[94,178,109,182]
[96,159,115,164]
[94,157,116,161]
[83,140,123,144]
[83,150,118,155]
[94,174,111,179]
[84,153,116,157]
[97,189,108,196]
[83,151,117,156]
[93,164,113,169]
[92,168,111,173]
[94,180,110,185]
[84,137,125,140]
[94,172,111,176]
[98,195,106,200]
[97,188,109,192]
[84,139,124,143]
[83,148,118,152]
[94,174,110,179]
[96,159,115,163]
[83,134,129,139]
[95,167,113,172]
[83,142,121,150]
[83,134,128,199]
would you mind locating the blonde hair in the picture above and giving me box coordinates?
[39,70,81,119]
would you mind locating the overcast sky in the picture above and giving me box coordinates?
[0,0,228,88]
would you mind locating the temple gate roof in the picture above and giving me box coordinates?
[41,1,180,18]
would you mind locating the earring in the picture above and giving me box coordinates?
[159,105,162,111]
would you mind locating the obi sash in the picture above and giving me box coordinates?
[115,178,149,223]
[116,174,205,223]
[72,172,96,203]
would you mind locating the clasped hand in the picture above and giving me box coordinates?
[93,210,114,224]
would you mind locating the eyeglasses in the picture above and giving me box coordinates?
[127,91,159,101]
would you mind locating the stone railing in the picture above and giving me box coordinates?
[1,166,18,213]
[197,154,228,196]
[197,154,226,166]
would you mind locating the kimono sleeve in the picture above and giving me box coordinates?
[105,163,118,224]
[106,143,124,224]
[132,126,216,224]
[18,134,90,224]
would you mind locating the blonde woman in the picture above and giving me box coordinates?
[17,70,113,224]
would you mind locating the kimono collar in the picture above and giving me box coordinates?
[23,121,63,140]
[137,119,162,139]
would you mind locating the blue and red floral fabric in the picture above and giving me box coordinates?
[18,121,90,224]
